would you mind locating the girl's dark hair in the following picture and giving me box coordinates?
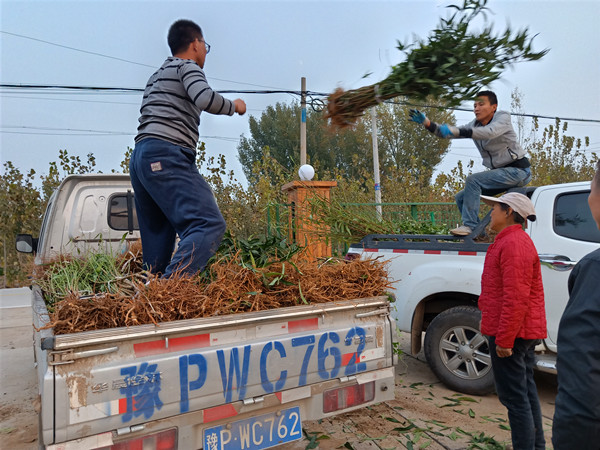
[499,202,525,224]
[168,20,203,55]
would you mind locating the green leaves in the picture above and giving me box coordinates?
[205,231,304,293]
[212,231,302,270]
[36,250,143,308]
[328,0,549,128]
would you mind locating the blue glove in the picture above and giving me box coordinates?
[409,109,427,124]
[439,124,457,138]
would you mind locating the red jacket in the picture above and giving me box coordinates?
[479,224,546,348]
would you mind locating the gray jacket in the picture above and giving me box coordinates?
[431,110,525,169]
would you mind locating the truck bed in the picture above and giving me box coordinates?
[34,287,396,447]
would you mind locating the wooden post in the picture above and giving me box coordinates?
[281,180,337,261]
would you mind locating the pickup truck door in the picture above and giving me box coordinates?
[530,183,600,352]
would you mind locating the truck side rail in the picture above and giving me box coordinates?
[41,295,391,351]
[349,234,491,252]
[349,186,539,253]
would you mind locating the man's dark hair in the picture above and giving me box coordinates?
[499,202,525,224]
[168,20,203,55]
[477,90,498,106]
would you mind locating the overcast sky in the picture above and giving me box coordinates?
[1,0,599,187]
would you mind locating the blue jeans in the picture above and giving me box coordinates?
[488,336,545,450]
[455,167,531,229]
[129,138,226,278]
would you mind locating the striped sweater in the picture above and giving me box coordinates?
[135,57,235,150]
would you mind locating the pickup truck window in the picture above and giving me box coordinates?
[554,190,600,243]
[108,193,139,231]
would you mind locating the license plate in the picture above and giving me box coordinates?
[203,406,302,450]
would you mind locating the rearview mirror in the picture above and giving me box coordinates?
[16,234,36,253]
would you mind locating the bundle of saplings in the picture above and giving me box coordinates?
[326,0,548,129]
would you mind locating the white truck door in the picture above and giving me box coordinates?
[530,182,600,352]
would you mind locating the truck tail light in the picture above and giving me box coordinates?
[97,428,177,450]
[323,381,375,413]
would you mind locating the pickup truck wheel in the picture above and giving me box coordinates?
[423,306,494,395]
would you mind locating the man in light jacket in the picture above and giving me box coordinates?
[409,91,531,236]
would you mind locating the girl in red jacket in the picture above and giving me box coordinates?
[479,192,546,450]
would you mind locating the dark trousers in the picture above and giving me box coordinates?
[487,336,545,450]
[129,138,226,277]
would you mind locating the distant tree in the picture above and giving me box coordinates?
[526,118,597,185]
[238,99,454,190]
[510,87,527,148]
[509,88,597,185]
[40,149,98,202]
[368,99,455,186]
[0,150,98,286]
[237,102,372,186]
[0,162,44,286]
[117,147,133,174]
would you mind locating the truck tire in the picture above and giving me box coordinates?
[423,306,495,395]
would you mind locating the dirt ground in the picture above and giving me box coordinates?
[0,289,39,450]
[286,337,557,449]
[0,287,557,450]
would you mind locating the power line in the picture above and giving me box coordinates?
[0,94,140,105]
[2,126,132,136]
[0,83,306,96]
[0,30,156,68]
[2,83,599,124]
[3,31,600,122]
[0,126,243,142]
[386,100,600,124]
[0,30,290,90]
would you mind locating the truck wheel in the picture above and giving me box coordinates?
[423,306,494,395]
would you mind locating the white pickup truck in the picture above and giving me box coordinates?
[347,181,600,395]
[16,174,397,450]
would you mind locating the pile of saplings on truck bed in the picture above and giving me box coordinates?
[35,234,391,335]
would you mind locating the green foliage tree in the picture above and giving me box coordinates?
[195,142,267,238]
[526,118,597,185]
[509,87,596,185]
[1,150,98,287]
[0,162,44,286]
[369,99,455,185]
[237,102,372,186]
[117,147,133,174]
[238,99,454,193]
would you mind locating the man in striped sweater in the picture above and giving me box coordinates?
[130,19,246,278]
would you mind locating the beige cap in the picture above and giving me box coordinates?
[480,192,537,222]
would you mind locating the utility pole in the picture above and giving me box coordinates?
[371,107,382,220]
[300,77,307,166]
